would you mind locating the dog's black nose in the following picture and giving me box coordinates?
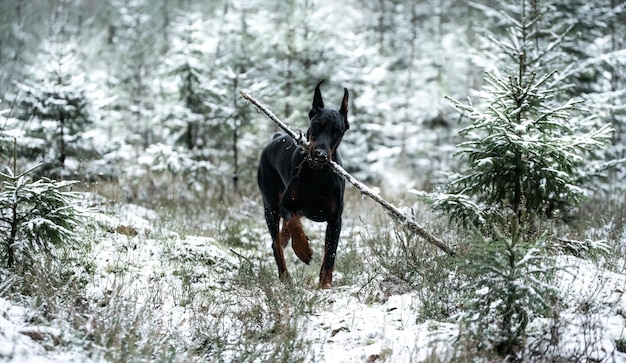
[313,149,328,161]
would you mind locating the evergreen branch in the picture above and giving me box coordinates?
[550,48,626,87]
[0,163,45,181]
[520,71,537,102]
[240,90,455,257]
[533,22,576,68]
[532,70,557,90]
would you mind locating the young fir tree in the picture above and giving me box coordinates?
[443,59,612,226]
[473,0,626,188]
[0,157,83,268]
[12,40,92,177]
[455,219,559,358]
[161,11,212,152]
[422,0,613,358]
[435,0,613,228]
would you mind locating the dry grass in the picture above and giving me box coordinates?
[1,179,625,362]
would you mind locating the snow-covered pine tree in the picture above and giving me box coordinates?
[207,3,262,191]
[159,11,214,152]
[0,158,83,268]
[105,0,161,149]
[348,0,477,186]
[434,0,613,227]
[153,6,264,195]
[547,0,626,186]
[422,0,613,358]
[11,39,93,178]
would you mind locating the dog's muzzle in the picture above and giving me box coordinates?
[308,148,329,168]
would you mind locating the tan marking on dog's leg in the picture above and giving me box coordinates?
[279,221,291,248]
[285,218,313,264]
[319,267,333,289]
[319,242,334,289]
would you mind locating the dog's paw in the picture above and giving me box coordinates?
[319,282,332,290]
[319,269,333,289]
[279,272,294,285]
[292,234,313,264]
[293,244,313,264]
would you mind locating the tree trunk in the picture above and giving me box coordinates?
[7,202,18,267]
[232,75,240,191]
[58,117,66,168]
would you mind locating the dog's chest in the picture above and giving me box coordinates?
[300,195,339,222]
[289,177,342,222]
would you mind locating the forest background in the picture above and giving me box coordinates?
[0,0,622,198]
[1,0,626,361]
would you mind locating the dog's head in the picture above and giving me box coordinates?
[306,80,349,169]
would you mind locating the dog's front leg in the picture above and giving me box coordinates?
[280,188,313,265]
[319,216,342,289]
[282,214,313,264]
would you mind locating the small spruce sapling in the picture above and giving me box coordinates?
[438,44,611,363]
[433,54,612,227]
[422,1,613,358]
[431,0,614,227]
[0,153,83,268]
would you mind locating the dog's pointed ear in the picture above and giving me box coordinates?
[309,80,325,119]
[340,88,349,130]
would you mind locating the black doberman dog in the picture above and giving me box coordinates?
[257,80,349,289]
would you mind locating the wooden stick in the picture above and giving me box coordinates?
[240,90,456,257]
[241,89,308,149]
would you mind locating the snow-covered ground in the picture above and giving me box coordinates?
[1,194,626,362]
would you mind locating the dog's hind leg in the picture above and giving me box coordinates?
[259,159,291,280]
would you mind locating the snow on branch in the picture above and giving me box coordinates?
[240,90,456,257]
